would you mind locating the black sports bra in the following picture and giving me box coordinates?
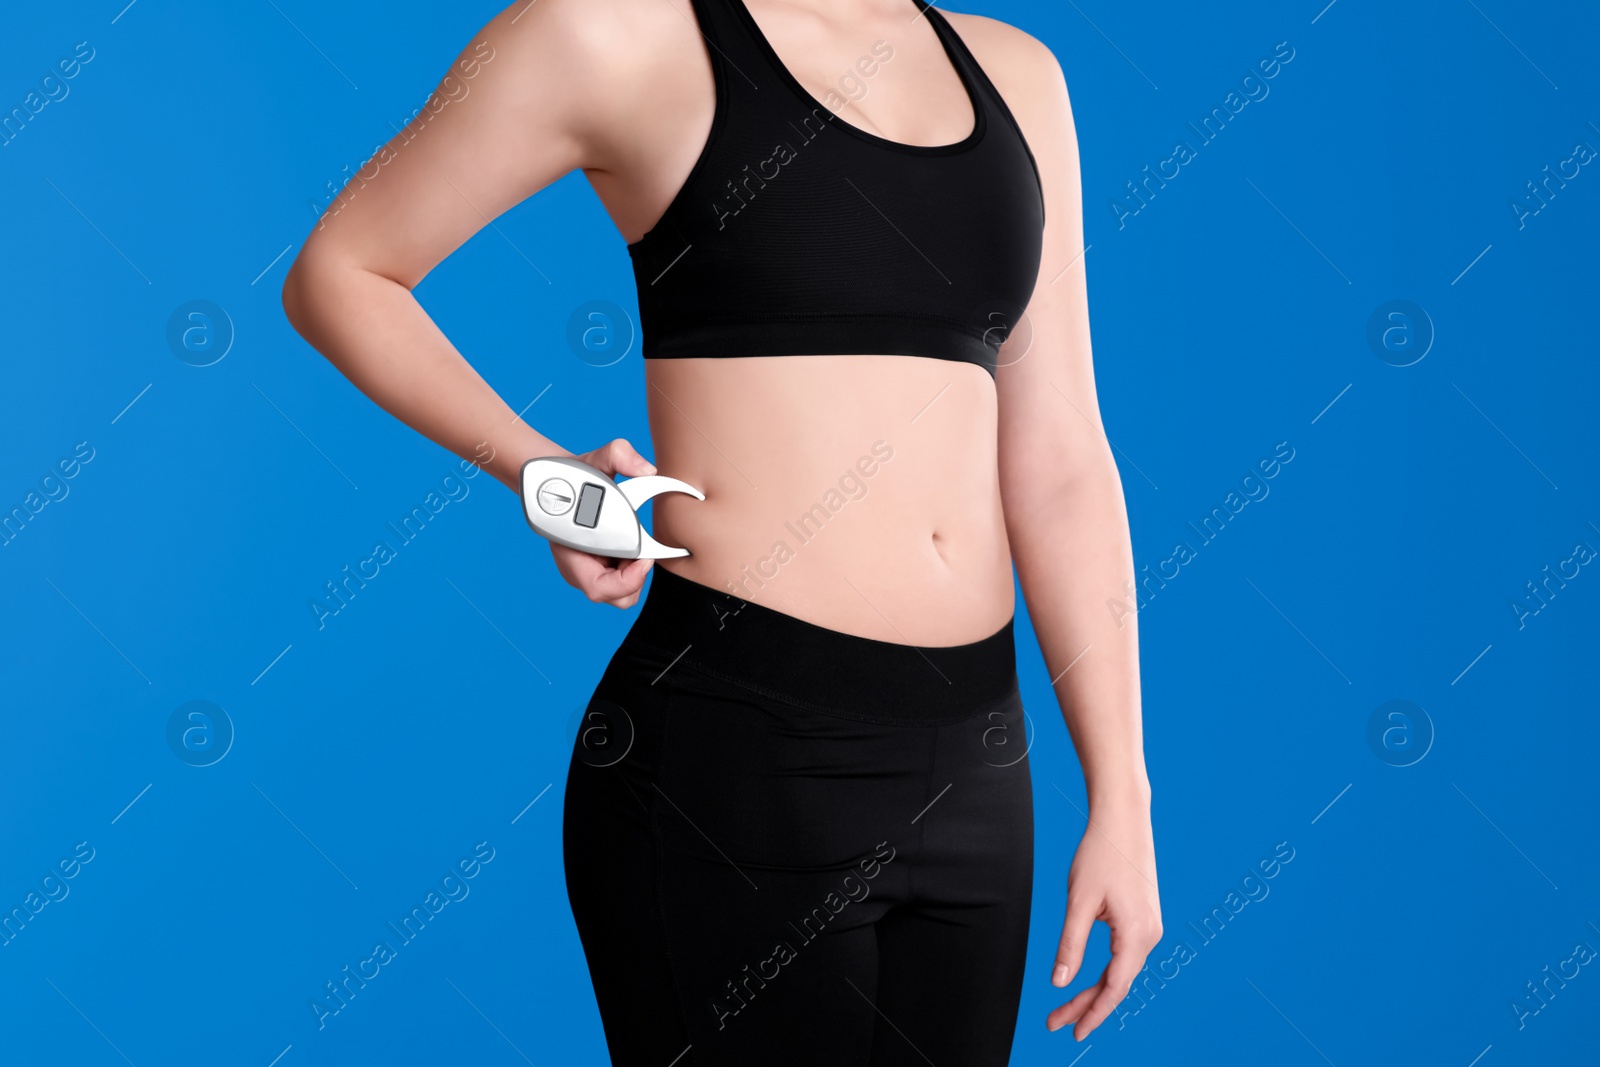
[626,0,1046,380]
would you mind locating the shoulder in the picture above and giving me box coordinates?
[451,0,704,160]
[939,9,1070,118]
[940,10,1059,71]
[485,0,693,68]
[471,0,694,106]
[934,9,1062,81]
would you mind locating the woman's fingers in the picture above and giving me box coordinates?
[1060,913,1163,1040]
[589,557,653,605]
[556,544,653,606]
[587,437,657,479]
[1045,980,1100,1032]
[1071,936,1146,1040]
[1052,892,1097,987]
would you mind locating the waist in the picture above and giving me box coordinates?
[622,565,1018,725]
[645,353,1014,644]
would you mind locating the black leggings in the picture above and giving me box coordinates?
[563,566,1034,1066]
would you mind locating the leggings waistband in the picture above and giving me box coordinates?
[622,565,1017,724]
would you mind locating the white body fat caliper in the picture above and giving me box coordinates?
[520,456,704,559]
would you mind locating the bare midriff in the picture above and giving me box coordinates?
[646,352,1015,647]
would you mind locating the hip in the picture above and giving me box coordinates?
[567,566,1033,871]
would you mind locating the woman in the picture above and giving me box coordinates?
[282,0,1160,1062]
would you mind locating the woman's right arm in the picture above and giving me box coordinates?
[280,1,657,606]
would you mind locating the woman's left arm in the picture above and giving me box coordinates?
[972,18,1162,1043]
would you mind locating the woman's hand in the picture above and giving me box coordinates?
[547,438,659,609]
[1046,805,1162,1040]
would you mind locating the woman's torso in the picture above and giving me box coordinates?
[580,0,1044,645]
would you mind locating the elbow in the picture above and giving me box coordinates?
[1002,435,1120,501]
[280,252,315,337]
[1001,443,1126,531]
[281,248,408,340]
[280,248,348,348]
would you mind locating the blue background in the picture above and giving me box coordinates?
[2,0,1596,1064]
